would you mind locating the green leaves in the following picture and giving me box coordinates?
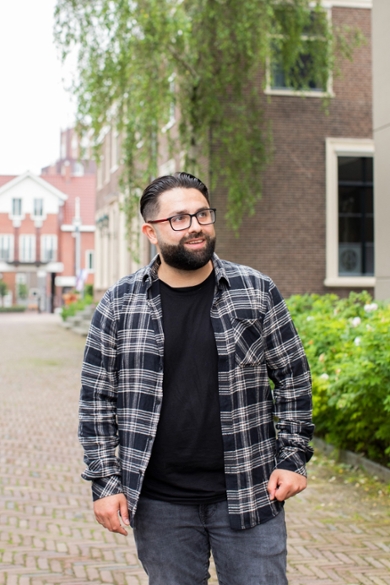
[54,0,359,236]
[287,293,390,467]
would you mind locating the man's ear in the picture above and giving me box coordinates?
[142,222,158,246]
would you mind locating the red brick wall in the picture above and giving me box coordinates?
[211,7,373,299]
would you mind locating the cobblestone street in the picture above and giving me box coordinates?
[0,313,389,585]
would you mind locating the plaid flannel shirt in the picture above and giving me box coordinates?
[79,254,314,530]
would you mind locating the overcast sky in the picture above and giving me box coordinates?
[0,0,76,176]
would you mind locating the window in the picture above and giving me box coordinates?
[12,198,22,216]
[33,198,44,217]
[270,50,324,93]
[41,235,57,262]
[338,157,374,276]
[19,235,36,262]
[267,8,331,96]
[16,273,26,285]
[73,162,85,176]
[86,250,94,272]
[0,235,13,261]
[325,138,375,287]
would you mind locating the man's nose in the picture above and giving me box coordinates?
[188,215,202,230]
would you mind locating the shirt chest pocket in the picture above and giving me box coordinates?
[231,309,265,367]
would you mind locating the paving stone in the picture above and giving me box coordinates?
[0,313,389,585]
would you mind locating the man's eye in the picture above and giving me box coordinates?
[198,211,208,218]
[171,214,187,223]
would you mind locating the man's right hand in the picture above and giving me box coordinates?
[94,493,130,536]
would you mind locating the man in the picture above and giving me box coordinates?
[79,172,314,585]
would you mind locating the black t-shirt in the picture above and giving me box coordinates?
[141,270,226,504]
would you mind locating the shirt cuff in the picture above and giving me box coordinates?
[90,475,124,501]
[275,444,314,477]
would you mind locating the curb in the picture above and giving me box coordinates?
[313,437,390,484]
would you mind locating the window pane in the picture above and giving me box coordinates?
[365,244,374,275]
[0,235,12,261]
[338,157,374,183]
[364,189,374,213]
[12,198,22,216]
[365,216,374,242]
[339,217,361,243]
[338,156,374,277]
[34,199,44,216]
[271,50,323,91]
[339,186,361,214]
[339,244,362,275]
[20,235,35,262]
[338,158,363,182]
[41,235,57,262]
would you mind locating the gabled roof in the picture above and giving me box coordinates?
[0,170,68,201]
[0,175,17,188]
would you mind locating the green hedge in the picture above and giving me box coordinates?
[0,306,26,313]
[61,294,94,321]
[286,292,390,467]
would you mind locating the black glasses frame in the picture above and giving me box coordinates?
[148,208,217,231]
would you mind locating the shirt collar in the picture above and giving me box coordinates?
[142,253,230,290]
[212,254,231,289]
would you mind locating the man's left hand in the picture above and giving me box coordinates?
[267,469,307,501]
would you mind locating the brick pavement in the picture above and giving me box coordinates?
[0,313,389,585]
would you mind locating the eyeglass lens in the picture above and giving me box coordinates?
[170,209,216,230]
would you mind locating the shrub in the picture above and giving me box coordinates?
[0,279,8,305]
[61,294,94,321]
[84,284,93,297]
[287,292,390,467]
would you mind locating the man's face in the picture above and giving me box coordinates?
[149,188,216,271]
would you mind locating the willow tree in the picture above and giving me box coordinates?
[54,0,360,235]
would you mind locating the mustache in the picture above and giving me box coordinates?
[180,231,208,244]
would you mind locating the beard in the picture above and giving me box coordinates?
[158,231,216,271]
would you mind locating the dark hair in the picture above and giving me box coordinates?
[140,172,210,221]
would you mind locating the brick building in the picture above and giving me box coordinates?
[0,130,96,311]
[94,0,376,300]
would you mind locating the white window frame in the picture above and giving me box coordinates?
[32,198,44,218]
[325,137,375,288]
[19,234,36,263]
[265,6,333,98]
[85,249,94,272]
[0,234,14,261]
[11,198,23,218]
[322,1,371,8]
[41,234,57,262]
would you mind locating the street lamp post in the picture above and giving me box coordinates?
[73,197,82,291]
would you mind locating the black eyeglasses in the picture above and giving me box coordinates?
[148,208,216,231]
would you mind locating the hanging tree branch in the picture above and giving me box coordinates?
[54,0,363,239]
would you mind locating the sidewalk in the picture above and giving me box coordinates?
[0,313,389,585]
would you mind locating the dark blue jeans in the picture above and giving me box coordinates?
[133,497,288,585]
